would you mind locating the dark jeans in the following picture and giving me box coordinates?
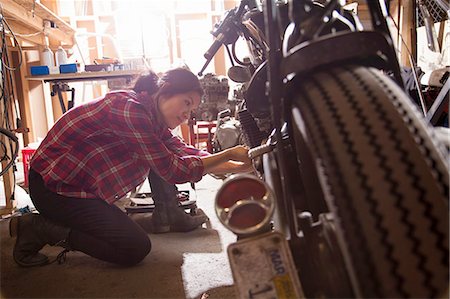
[28,168,151,266]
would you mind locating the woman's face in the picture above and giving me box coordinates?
[158,91,201,129]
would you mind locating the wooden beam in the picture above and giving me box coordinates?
[211,15,226,76]
[1,0,39,29]
[12,50,34,146]
[14,0,75,35]
[0,71,18,215]
[4,20,46,46]
[1,0,75,46]
[399,1,415,67]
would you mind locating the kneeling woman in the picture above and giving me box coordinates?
[10,68,251,267]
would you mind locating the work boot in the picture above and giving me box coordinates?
[167,207,208,232]
[9,213,71,267]
[148,172,208,233]
[151,204,208,233]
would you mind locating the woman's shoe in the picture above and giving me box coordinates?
[9,214,49,267]
[9,213,71,267]
[150,207,208,233]
[167,208,208,232]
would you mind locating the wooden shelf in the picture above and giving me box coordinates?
[26,70,141,82]
[2,0,75,46]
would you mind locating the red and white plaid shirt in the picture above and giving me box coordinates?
[31,90,207,204]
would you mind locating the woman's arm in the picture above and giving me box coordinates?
[207,161,254,175]
[109,98,204,184]
[163,131,211,157]
[201,145,251,174]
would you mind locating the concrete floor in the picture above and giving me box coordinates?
[1,175,237,299]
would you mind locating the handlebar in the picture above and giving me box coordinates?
[198,38,223,76]
[198,15,235,76]
[198,0,255,76]
[204,38,224,61]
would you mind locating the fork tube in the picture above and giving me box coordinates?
[366,0,391,32]
[366,0,405,89]
[263,0,298,238]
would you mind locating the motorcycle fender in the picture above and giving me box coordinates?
[227,231,304,299]
[282,31,403,88]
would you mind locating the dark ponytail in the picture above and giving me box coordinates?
[133,71,159,95]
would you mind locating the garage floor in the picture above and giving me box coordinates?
[0,175,237,299]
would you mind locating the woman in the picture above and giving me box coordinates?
[133,71,211,234]
[10,68,251,267]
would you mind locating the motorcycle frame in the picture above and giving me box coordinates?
[259,1,411,296]
[262,0,405,234]
[201,1,449,297]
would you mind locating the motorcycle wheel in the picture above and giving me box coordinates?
[290,65,449,298]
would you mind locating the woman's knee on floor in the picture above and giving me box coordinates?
[117,233,152,266]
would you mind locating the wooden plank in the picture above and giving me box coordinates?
[1,0,75,46]
[0,70,18,215]
[26,70,141,82]
[75,19,100,64]
[0,156,16,216]
[12,50,34,146]
[4,20,46,46]
[211,15,226,76]
[13,0,75,36]
[390,0,402,61]
[399,1,415,67]
[0,124,16,215]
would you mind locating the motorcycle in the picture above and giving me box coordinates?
[199,0,449,298]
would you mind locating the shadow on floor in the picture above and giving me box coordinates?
[1,175,236,299]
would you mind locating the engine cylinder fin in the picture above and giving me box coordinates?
[238,108,267,148]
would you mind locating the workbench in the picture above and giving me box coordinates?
[26,70,141,113]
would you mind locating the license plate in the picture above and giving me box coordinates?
[227,231,304,299]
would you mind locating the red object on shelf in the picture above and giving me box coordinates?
[21,147,37,187]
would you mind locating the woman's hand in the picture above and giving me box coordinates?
[224,145,251,165]
[201,145,252,175]
[209,161,253,176]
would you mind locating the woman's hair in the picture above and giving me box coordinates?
[133,71,159,95]
[155,68,203,99]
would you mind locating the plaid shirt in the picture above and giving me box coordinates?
[31,90,206,204]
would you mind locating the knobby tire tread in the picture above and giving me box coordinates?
[292,65,449,298]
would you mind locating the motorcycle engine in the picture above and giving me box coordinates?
[197,73,230,121]
[213,109,244,152]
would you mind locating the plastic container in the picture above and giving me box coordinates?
[30,66,49,76]
[21,147,37,187]
[59,63,78,73]
[41,47,54,68]
[55,46,68,66]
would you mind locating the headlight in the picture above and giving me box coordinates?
[215,174,275,235]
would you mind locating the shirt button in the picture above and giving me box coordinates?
[114,195,119,199]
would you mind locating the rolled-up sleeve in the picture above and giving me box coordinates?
[108,98,204,184]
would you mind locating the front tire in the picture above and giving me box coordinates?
[291,65,449,298]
